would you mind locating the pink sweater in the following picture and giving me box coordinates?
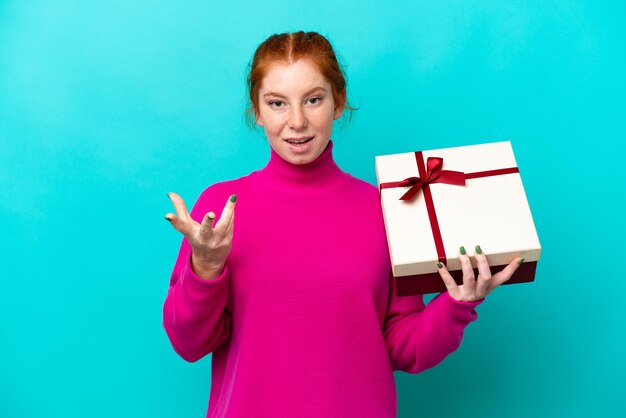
[163,140,483,418]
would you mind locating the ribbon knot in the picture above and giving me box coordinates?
[396,157,466,200]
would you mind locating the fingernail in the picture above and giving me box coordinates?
[164,215,172,221]
[518,258,525,265]
[459,246,466,255]
[167,192,171,199]
[436,262,443,269]
[475,245,482,254]
[230,194,237,202]
[207,212,215,220]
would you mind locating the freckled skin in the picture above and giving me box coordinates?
[255,59,344,165]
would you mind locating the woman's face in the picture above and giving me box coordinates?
[255,59,343,165]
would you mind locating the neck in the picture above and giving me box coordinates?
[255,139,347,193]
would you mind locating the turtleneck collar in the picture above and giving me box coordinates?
[254,139,348,193]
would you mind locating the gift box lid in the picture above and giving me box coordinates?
[376,141,541,277]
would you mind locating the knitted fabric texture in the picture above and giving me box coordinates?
[163,140,483,418]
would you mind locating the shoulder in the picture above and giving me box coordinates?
[198,177,243,199]
[342,172,380,200]
[338,173,386,228]
[338,172,383,217]
[198,172,254,201]
[190,173,253,218]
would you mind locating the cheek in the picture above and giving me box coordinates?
[314,110,335,129]
[264,115,286,135]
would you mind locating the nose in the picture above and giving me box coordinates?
[288,105,307,130]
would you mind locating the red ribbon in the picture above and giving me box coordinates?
[379,151,520,265]
[382,156,466,200]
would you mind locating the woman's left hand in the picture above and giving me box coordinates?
[436,245,524,302]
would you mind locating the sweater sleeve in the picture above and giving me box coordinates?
[382,272,484,374]
[162,187,232,363]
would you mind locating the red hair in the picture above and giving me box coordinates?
[245,31,356,128]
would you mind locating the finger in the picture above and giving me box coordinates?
[164,213,193,236]
[435,262,460,300]
[198,211,216,237]
[474,245,492,297]
[222,212,235,247]
[168,192,192,222]
[214,194,237,236]
[225,210,234,239]
[492,257,524,288]
[458,246,476,295]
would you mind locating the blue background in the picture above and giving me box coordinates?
[1,1,624,417]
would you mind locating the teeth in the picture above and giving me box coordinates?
[287,137,311,144]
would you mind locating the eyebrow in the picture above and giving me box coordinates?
[263,86,327,98]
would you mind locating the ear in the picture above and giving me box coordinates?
[333,92,346,120]
[333,98,345,120]
[255,110,264,127]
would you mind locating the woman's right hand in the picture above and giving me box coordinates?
[165,192,237,280]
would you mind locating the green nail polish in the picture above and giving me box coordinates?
[475,245,482,254]
[164,215,171,221]
[518,258,525,265]
[437,262,443,269]
[167,192,171,199]
[460,246,466,255]
[230,194,238,202]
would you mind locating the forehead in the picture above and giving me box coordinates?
[259,59,330,94]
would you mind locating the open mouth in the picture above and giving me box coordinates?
[285,136,314,145]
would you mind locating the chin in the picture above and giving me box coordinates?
[286,154,315,165]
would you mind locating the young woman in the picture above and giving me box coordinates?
[163,31,522,418]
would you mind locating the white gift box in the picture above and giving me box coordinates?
[375,141,541,296]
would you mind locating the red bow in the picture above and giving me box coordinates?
[396,157,466,200]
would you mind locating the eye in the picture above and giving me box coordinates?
[267,100,285,108]
[308,96,322,105]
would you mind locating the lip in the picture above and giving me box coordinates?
[284,136,314,142]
